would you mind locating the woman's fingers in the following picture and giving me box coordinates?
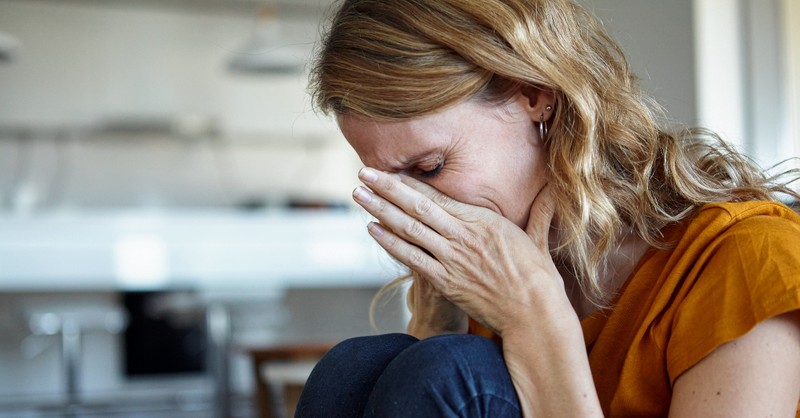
[365,221,448,281]
[353,180,449,284]
[352,167,471,287]
[352,183,449,263]
[357,168,460,238]
[393,174,468,219]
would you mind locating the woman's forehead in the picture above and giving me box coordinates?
[338,113,452,171]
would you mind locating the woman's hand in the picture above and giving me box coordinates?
[353,167,603,417]
[406,272,468,339]
[352,167,570,337]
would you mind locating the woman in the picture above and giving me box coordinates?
[295,0,800,416]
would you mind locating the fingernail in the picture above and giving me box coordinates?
[367,222,384,237]
[359,167,378,183]
[352,186,371,204]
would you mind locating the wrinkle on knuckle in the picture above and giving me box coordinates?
[381,176,397,193]
[373,198,388,215]
[443,277,460,294]
[384,232,399,249]
[414,198,433,217]
[458,231,483,253]
[408,249,427,269]
[431,191,450,209]
[404,219,426,240]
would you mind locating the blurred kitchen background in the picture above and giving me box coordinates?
[0,0,797,417]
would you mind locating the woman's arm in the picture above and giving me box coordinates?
[668,310,800,417]
[501,290,604,417]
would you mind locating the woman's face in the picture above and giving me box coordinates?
[339,95,549,229]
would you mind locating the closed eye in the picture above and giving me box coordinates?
[417,160,444,179]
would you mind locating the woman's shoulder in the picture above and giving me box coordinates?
[663,200,800,281]
[658,201,800,381]
[694,200,800,225]
[671,200,800,247]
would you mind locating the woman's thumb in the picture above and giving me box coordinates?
[524,183,556,246]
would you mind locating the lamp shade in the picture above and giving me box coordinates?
[227,9,312,75]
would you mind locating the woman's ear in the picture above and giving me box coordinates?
[517,86,555,122]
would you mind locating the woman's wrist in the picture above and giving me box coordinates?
[492,266,574,338]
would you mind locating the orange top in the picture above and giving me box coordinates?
[470,201,800,416]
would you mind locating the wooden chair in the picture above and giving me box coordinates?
[247,342,334,418]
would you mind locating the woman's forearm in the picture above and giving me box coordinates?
[502,304,603,418]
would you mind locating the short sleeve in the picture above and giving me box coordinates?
[666,214,800,384]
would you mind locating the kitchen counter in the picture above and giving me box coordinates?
[0,208,399,292]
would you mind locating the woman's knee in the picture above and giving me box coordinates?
[316,333,419,366]
[381,334,507,382]
[295,333,419,418]
[364,334,520,417]
[303,333,419,389]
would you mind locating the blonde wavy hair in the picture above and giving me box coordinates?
[310,0,800,308]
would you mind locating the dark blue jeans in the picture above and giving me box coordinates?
[294,333,521,417]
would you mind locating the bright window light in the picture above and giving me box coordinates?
[114,235,169,288]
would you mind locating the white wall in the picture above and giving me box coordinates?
[0,1,360,210]
[694,0,798,168]
[693,0,746,150]
[783,0,800,161]
[0,1,327,136]
[0,135,360,211]
[744,0,794,169]
[580,0,697,125]
[583,0,797,170]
